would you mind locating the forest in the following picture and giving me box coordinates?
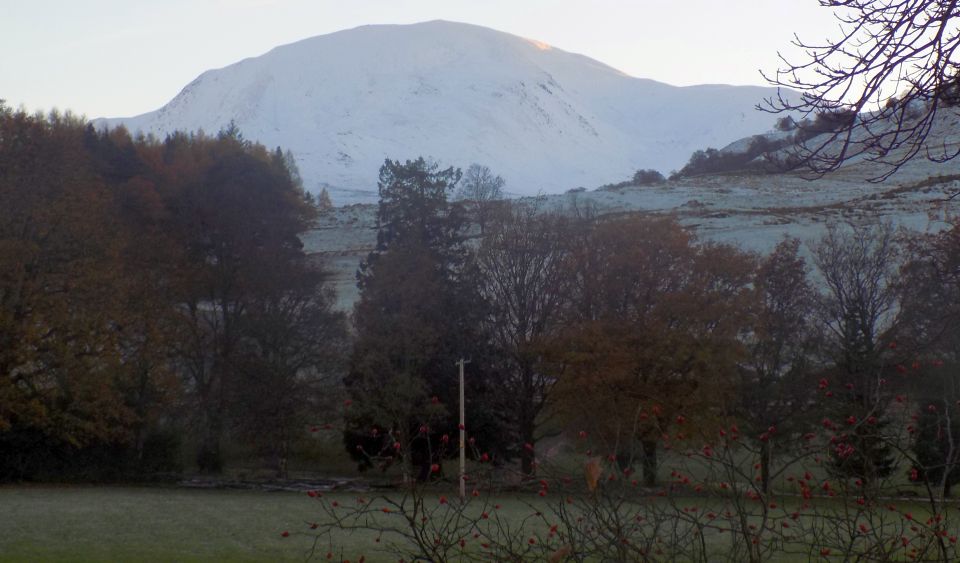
[3,100,960,493]
[0,105,347,480]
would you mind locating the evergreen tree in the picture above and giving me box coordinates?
[346,158,501,481]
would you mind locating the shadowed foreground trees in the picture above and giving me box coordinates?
[158,128,333,473]
[0,105,346,480]
[346,158,505,481]
[899,223,960,497]
[549,216,755,486]
[813,222,901,490]
[0,109,134,474]
[475,204,571,475]
[739,237,820,493]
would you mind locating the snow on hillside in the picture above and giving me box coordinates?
[99,20,794,205]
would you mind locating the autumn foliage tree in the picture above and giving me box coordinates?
[0,108,136,477]
[0,104,345,480]
[550,216,755,486]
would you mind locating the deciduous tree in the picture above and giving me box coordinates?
[551,216,755,486]
[456,163,505,235]
[475,202,570,475]
[812,221,901,489]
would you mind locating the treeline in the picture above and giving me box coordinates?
[672,109,862,179]
[6,106,960,493]
[347,158,960,492]
[0,106,347,481]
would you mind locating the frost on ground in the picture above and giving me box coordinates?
[304,139,960,311]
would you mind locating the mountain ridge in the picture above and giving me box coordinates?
[99,20,796,204]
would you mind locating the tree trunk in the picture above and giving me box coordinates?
[760,440,771,495]
[197,435,222,474]
[520,434,536,477]
[417,459,432,482]
[641,439,658,487]
[519,365,537,477]
[197,411,223,474]
[399,433,415,485]
[275,434,289,479]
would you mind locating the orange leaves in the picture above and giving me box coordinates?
[548,544,573,563]
[585,458,603,492]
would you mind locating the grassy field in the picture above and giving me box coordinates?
[0,485,338,562]
[0,485,549,562]
[1,481,953,562]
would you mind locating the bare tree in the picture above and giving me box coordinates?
[456,163,505,234]
[813,221,901,385]
[740,237,820,494]
[812,220,902,490]
[763,1,960,180]
[475,202,570,475]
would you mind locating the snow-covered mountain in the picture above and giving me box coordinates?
[100,20,794,205]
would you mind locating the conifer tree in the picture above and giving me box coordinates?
[346,158,501,480]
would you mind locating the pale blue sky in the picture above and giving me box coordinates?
[1,0,837,119]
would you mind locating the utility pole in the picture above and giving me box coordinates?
[457,358,470,500]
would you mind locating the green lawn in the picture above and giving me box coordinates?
[0,485,331,562]
[0,485,548,562]
[1,483,954,562]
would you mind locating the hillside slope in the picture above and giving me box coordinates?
[100,20,793,204]
[303,121,960,310]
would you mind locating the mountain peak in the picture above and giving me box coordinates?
[100,21,790,204]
